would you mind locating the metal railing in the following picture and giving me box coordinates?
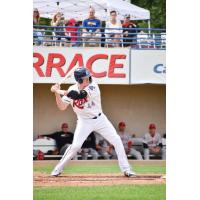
[33,25,166,49]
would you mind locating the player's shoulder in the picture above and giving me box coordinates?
[87,81,99,91]
[144,132,150,137]
[68,83,78,91]
[156,132,161,137]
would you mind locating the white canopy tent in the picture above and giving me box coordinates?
[33,0,150,21]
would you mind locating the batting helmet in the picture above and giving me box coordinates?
[74,67,92,84]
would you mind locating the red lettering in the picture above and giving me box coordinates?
[87,54,108,78]
[108,55,126,78]
[73,98,88,109]
[33,53,45,77]
[46,53,66,77]
[66,54,84,75]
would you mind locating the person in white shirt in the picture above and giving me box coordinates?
[50,67,136,177]
[105,10,122,47]
[143,123,166,160]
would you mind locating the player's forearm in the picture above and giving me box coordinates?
[55,93,68,110]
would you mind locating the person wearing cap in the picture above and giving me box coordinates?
[38,123,74,155]
[64,18,80,47]
[80,132,99,160]
[111,122,143,160]
[143,123,166,160]
[122,14,138,47]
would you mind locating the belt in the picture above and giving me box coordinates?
[92,113,101,119]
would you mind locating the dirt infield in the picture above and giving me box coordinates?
[34,160,166,187]
[34,172,165,187]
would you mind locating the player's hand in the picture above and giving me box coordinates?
[51,83,60,93]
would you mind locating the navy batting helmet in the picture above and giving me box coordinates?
[74,67,92,84]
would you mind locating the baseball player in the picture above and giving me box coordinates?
[50,67,136,177]
[117,122,143,160]
[143,123,166,160]
[80,132,99,160]
[95,132,113,159]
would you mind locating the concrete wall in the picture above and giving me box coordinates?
[33,84,166,139]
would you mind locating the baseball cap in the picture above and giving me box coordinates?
[61,123,68,128]
[149,123,156,129]
[124,14,130,18]
[119,121,126,127]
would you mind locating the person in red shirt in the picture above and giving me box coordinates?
[122,14,138,47]
[65,18,79,46]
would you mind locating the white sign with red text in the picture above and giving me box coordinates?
[131,50,166,84]
[33,47,130,84]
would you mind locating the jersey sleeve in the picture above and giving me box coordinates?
[61,86,73,104]
[61,95,71,104]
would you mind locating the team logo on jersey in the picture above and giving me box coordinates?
[72,98,88,109]
[89,86,95,90]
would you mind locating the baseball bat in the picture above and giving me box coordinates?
[58,65,79,85]
[51,66,79,95]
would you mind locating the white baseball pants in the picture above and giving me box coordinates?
[53,113,131,172]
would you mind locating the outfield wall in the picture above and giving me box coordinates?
[33,84,165,139]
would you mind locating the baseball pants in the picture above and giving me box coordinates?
[53,113,131,172]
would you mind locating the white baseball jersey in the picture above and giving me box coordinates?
[118,131,132,149]
[62,81,102,119]
[143,132,161,147]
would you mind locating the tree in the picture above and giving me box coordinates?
[132,0,166,28]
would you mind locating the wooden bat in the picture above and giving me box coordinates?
[58,65,79,85]
[51,66,79,95]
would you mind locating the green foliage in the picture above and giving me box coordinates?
[132,0,166,28]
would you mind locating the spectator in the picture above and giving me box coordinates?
[117,122,143,160]
[95,132,112,159]
[143,123,166,160]
[51,12,68,42]
[38,123,74,155]
[122,14,138,47]
[64,18,79,47]
[33,8,43,45]
[105,10,122,47]
[81,132,99,160]
[82,7,101,46]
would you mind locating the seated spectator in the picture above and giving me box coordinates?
[38,123,74,156]
[117,122,143,160]
[137,30,149,48]
[81,132,99,160]
[122,14,138,47]
[64,18,79,47]
[33,8,43,45]
[51,12,68,42]
[82,7,101,46]
[95,132,113,159]
[143,123,166,160]
[105,10,122,47]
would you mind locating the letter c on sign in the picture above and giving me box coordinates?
[154,64,166,74]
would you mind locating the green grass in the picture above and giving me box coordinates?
[34,185,166,200]
[34,164,166,174]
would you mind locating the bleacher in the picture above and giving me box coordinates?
[33,25,166,49]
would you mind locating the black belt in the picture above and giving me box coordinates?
[92,113,101,119]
